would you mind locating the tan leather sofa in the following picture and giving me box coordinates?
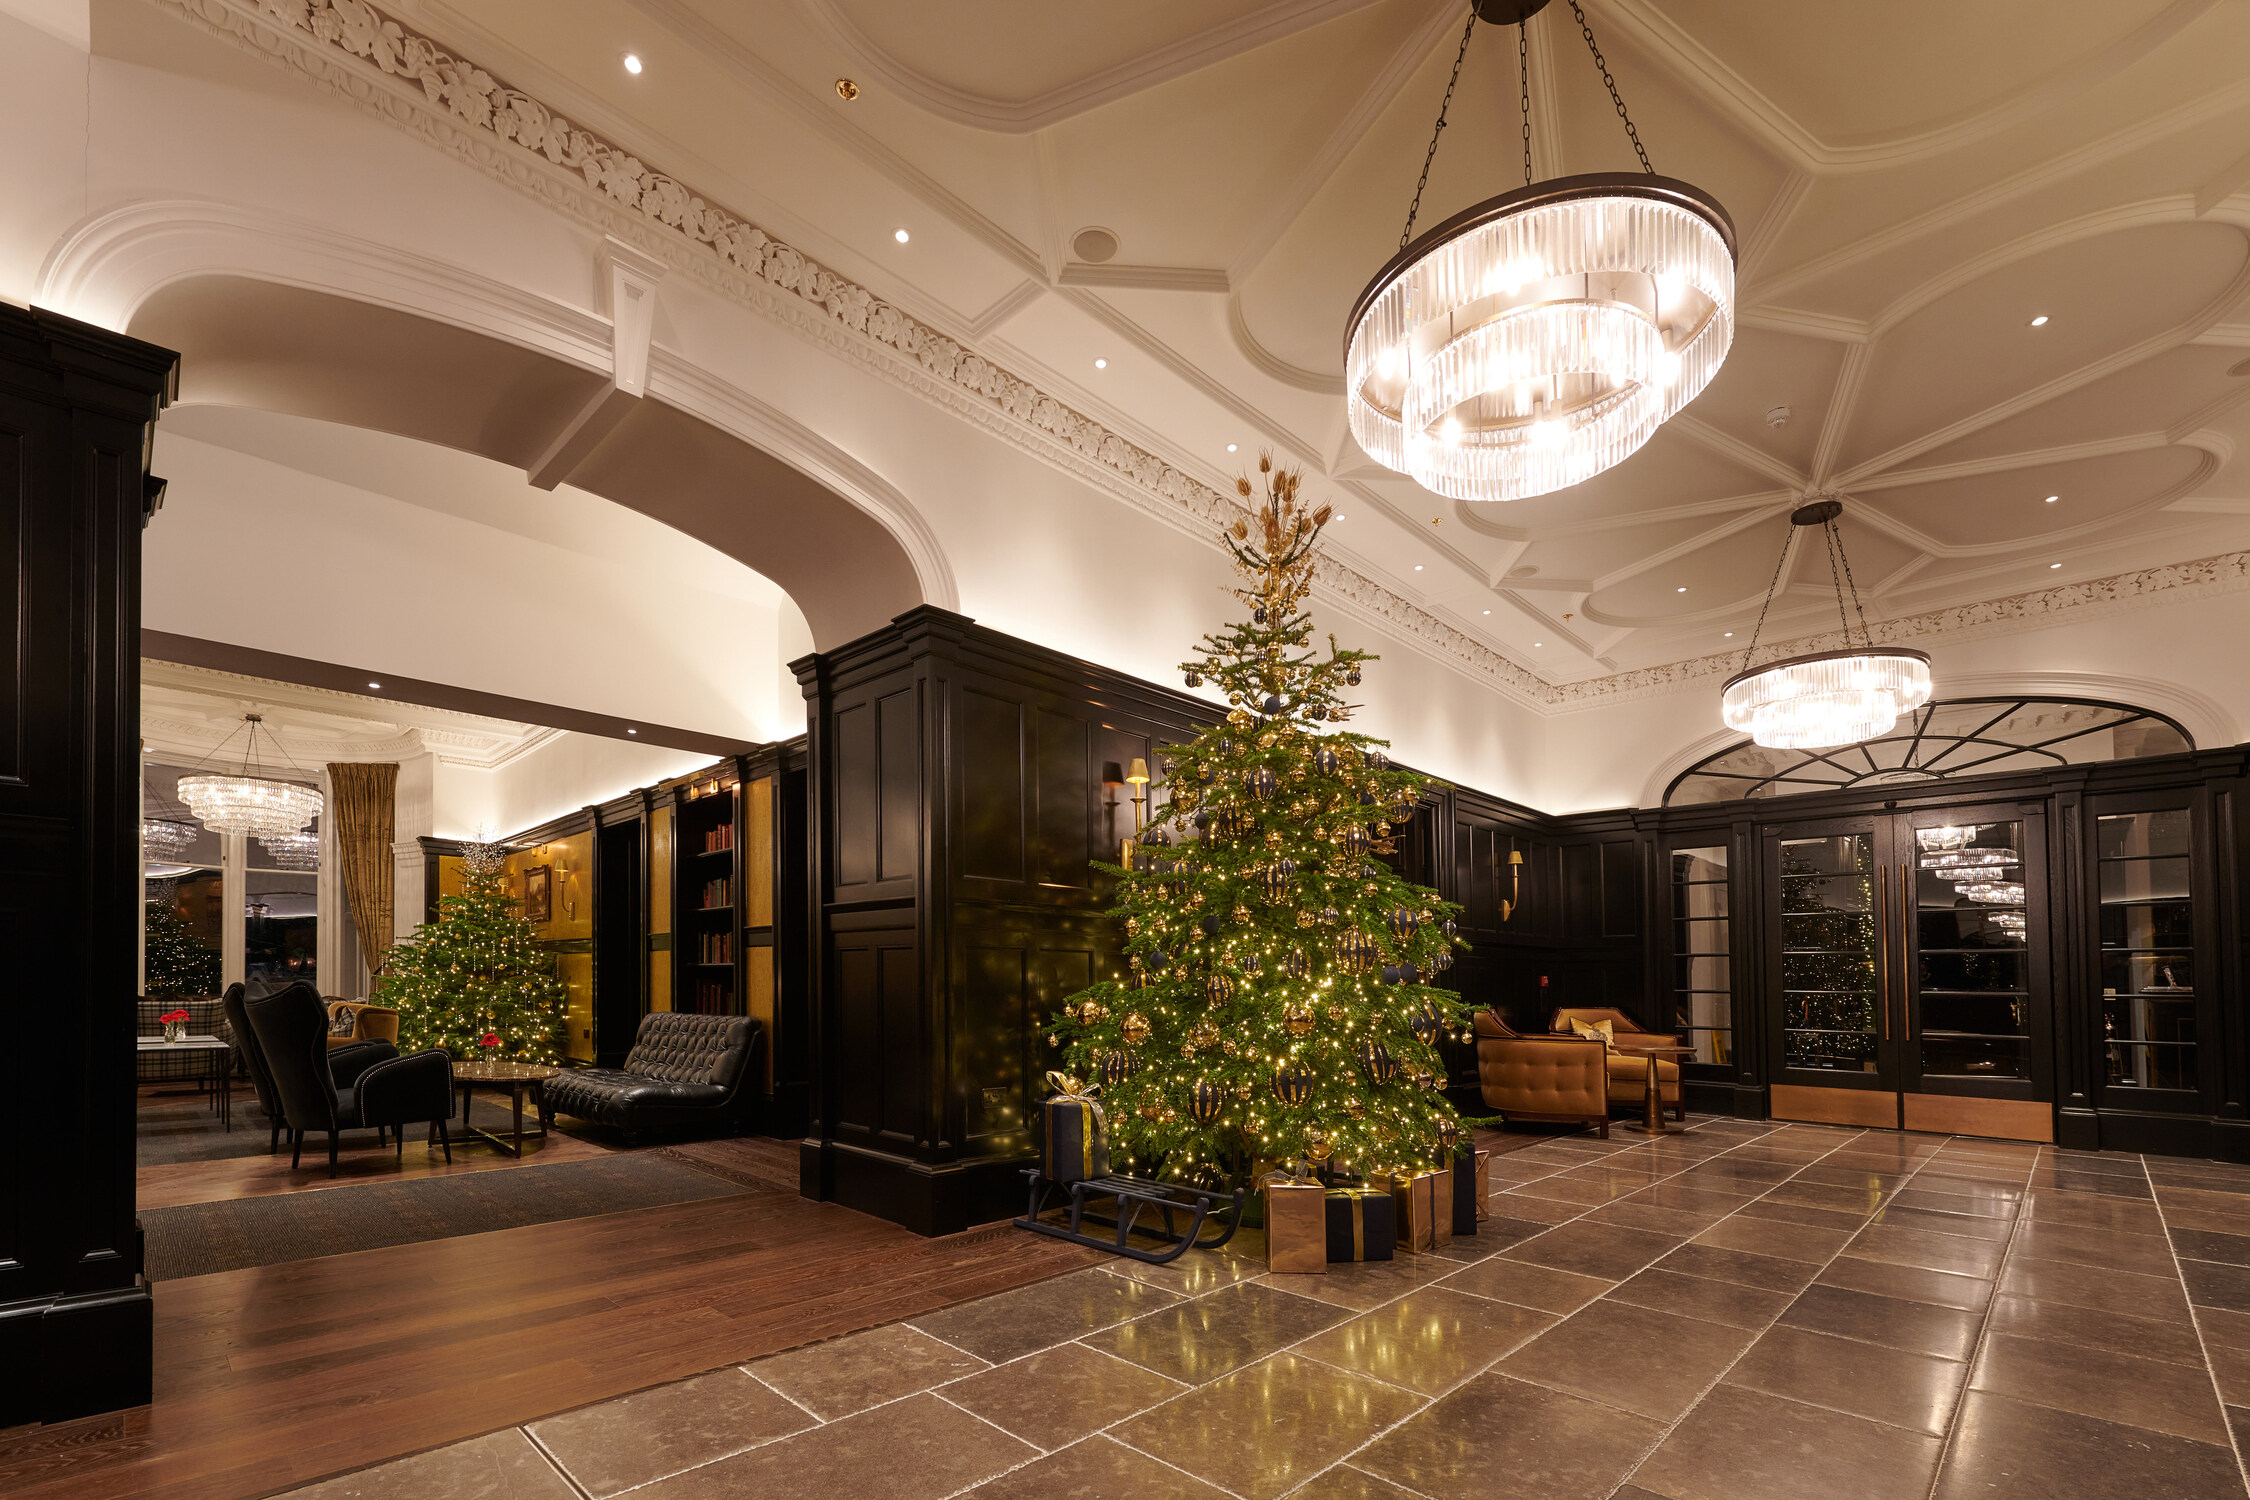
[1551,1006,1686,1122]
[325,998,401,1049]
[1473,1011,1610,1138]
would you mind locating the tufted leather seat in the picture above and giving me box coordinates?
[542,1012,763,1133]
[1474,1010,1611,1137]
[1551,1007,1687,1121]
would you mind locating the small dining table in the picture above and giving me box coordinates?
[139,1033,231,1132]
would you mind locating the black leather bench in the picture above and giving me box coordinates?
[542,1012,762,1135]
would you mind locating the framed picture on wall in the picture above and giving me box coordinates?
[522,864,552,924]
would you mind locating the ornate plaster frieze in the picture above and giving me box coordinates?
[148,0,2250,716]
[155,0,1556,704]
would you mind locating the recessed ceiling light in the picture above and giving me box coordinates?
[893,228,909,244]
[1094,358,1108,369]
[622,53,642,74]
[2050,562,2062,569]
[2044,494,2058,503]
[1227,443,1237,452]
[1483,609,1491,615]
[1334,514,1346,521]
[1724,632,1734,638]
[1414,564,1424,571]
[1676,586,1687,593]
[1533,641,1543,647]
[2030,315,2049,327]
[367,681,381,689]
[627,728,637,735]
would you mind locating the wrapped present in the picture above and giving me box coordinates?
[1325,1187,1395,1262]
[1382,1168,1453,1254]
[1451,1149,1491,1237]
[1262,1174,1327,1274]
[1039,1072,1108,1184]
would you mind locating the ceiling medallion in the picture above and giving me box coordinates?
[177,713,324,840]
[1346,0,1735,503]
[1721,500,1934,750]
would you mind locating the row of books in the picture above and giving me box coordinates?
[701,824,735,853]
[701,877,731,909]
[689,981,731,1014]
[697,932,734,965]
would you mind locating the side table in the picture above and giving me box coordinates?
[453,1061,562,1157]
[1631,1046,1697,1135]
[138,1034,231,1132]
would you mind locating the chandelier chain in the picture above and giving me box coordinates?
[1518,22,1533,187]
[1831,514,1877,649]
[1822,521,1852,642]
[1739,520,1794,673]
[1400,10,1479,247]
[1567,1,1653,174]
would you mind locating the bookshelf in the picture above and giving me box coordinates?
[673,774,742,1016]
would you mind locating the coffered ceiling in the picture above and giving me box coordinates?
[357,0,2250,681]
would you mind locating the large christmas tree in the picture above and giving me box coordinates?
[1050,458,1470,1186]
[383,842,567,1061]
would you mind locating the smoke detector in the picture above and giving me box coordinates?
[1766,405,1792,428]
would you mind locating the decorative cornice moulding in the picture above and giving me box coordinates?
[146,0,2250,716]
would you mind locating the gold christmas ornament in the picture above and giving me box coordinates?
[1098,1050,1133,1088]
[1283,1003,1316,1037]
[1345,1097,1367,1120]
[1188,1081,1226,1125]
[1122,1013,1151,1046]
[1272,1061,1315,1107]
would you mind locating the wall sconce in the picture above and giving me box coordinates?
[1499,848,1525,923]
[1124,757,1150,862]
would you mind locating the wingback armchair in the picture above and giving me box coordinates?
[1473,1011,1611,1137]
[242,982,456,1176]
[1550,1007,1687,1122]
[224,983,398,1154]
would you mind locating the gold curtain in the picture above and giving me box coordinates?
[328,762,398,979]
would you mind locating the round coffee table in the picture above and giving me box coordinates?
[453,1060,563,1156]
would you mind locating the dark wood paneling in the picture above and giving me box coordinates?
[833,703,877,889]
[1602,840,1640,938]
[877,688,919,884]
[1032,708,1090,889]
[959,690,1024,884]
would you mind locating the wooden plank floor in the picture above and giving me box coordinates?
[0,1189,1095,1500]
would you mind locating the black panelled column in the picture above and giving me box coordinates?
[793,608,1207,1235]
[0,306,177,1425]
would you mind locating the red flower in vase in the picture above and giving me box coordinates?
[479,1033,501,1051]
[159,1009,190,1025]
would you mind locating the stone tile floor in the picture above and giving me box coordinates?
[277,1117,2250,1500]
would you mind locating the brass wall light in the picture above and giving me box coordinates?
[1500,848,1526,922]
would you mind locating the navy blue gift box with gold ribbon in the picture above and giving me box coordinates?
[1325,1187,1396,1262]
[1039,1072,1109,1183]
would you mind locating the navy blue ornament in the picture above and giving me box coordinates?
[1144,948,1170,973]
[1272,1062,1315,1106]
[1379,964,1402,985]
[1410,1002,1442,1046]
[1201,913,1221,937]
[1261,694,1284,714]
[1387,907,1420,940]
[1356,1040,1399,1083]
[1245,767,1278,799]
[1188,1081,1227,1124]
[1315,747,1342,775]
[1184,669,1202,688]
[1346,666,1362,686]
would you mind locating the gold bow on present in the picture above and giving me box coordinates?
[1045,1070,1099,1101]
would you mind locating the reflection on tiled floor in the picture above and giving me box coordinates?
[278,1119,2250,1500]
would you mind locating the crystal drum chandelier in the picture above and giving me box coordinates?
[1721,500,1933,750]
[1346,1,1734,503]
[258,830,321,871]
[142,817,197,861]
[177,713,324,839]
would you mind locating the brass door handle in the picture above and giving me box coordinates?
[1875,863,1889,1042]
[1897,862,1913,1045]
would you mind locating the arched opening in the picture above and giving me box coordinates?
[1666,697,2194,806]
[126,275,932,651]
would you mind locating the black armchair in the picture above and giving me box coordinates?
[224,983,397,1155]
[242,982,456,1176]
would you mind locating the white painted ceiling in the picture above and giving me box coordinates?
[390,0,2250,682]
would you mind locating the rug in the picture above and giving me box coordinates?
[136,1088,605,1167]
[139,1154,742,1281]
